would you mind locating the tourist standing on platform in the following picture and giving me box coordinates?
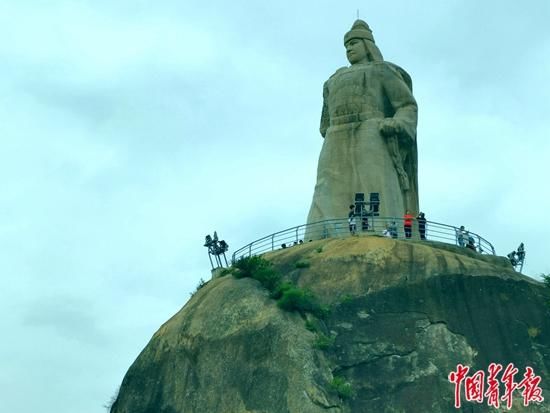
[456,225,466,247]
[348,205,357,235]
[417,212,427,240]
[466,232,476,251]
[403,210,414,239]
[389,221,398,238]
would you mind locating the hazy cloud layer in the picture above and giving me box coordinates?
[1,1,549,412]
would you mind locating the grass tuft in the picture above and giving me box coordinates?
[231,256,327,318]
[314,333,335,350]
[527,327,540,338]
[233,256,281,292]
[295,260,310,269]
[330,377,354,399]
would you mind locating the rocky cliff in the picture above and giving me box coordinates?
[110,237,550,413]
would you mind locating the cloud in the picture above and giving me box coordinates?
[22,294,107,344]
[1,2,549,413]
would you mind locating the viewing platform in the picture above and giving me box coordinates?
[231,216,495,263]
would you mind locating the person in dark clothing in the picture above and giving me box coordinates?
[417,212,427,240]
[466,232,476,251]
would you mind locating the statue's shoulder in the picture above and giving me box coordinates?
[325,66,349,83]
[323,67,349,90]
[327,66,348,80]
[374,61,413,92]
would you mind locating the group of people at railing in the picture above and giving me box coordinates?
[348,205,428,241]
[347,203,490,254]
[232,198,496,261]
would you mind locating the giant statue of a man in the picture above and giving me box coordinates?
[305,19,418,235]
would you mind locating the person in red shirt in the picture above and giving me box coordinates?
[403,210,414,238]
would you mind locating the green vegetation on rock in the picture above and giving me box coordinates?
[103,386,119,411]
[527,326,540,338]
[233,256,281,291]
[269,281,293,299]
[231,256,325,317]
[330,376,354,400]
[277,286,319,315]
[339,294,354,304]
[313,333,335,350]
[305,319,317,332]
[111,237,550,413]
[189,278,207,297]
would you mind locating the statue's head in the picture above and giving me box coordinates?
[344,19,383,65]
[345,38,369,65]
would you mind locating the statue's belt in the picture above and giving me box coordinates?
[330,111,384,126]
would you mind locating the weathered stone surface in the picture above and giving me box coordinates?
[306,20,419,238]
[111,237,550,413]
[111,275,340,413]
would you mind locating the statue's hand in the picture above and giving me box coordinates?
[379,119,402,137]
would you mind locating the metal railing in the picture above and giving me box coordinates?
[231,216,495,263]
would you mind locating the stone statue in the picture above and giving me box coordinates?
[305,19,418,236]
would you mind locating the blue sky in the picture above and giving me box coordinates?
[1,1,549,412]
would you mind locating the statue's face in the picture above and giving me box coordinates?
[345,38,368,64]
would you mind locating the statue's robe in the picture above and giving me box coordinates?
[305,61,418,238]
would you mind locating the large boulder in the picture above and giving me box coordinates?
[111,237,550,413]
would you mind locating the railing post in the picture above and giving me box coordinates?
[477,235,482,253]
[272,234,274,251]
[371,215,375,233]
[248,243,252,257]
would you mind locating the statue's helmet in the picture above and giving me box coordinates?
[344,19,383,62]
[344,19,375,44]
